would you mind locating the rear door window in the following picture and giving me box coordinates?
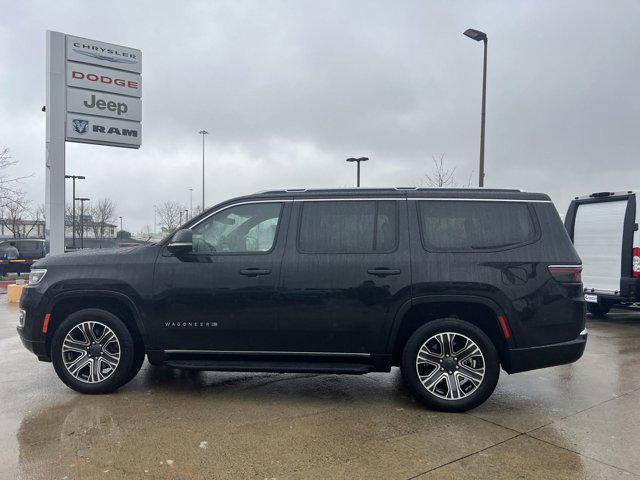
[17,241,45,257]
[17,241,39,254]
[298,201,398,253]
[417,201,537,251]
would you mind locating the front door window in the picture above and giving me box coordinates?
[192,203,282,254]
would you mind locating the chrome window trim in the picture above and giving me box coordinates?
[189,197,551,230]
[408,198,552,203]
[293,197,404,202]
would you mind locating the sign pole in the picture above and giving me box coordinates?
[45,31,67,255]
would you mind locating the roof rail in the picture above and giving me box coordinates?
[254,187,522,195]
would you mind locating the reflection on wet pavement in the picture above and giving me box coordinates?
[2,299,639,479]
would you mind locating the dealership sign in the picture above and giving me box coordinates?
[67,88,141,121]
[66,114,142,147]
[63,34,142,148]
[66,35,141,74]
[66,64,141,97]
[46,31,143,255]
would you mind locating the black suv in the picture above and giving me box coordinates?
[18,188,586,411]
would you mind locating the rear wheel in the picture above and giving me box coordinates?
[587,302,610,317]
[401,318,500,412]
[51,309,136,394]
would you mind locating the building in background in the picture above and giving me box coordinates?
[0,218,45,239]
[0,216,117,240]
[64,214,117,240]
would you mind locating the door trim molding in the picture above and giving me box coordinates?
[163,349,371,357]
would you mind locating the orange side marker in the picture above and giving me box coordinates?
[42,313,51,334]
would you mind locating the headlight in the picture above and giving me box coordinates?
[28,269,47,285]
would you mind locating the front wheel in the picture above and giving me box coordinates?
[401,318,500,412]
[51,309,136,394]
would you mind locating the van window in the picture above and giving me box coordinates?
[417,201,536,251]
[298,201,398,253]
[16,241,41,254]
[192,202,282,254]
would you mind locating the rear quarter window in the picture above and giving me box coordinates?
[417,200,539,252]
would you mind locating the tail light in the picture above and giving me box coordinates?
[548,265,582,283]
[633,247,640,278]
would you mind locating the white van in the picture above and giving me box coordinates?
[564,191,639,316]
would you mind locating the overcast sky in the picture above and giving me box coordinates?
[1,0,639,232]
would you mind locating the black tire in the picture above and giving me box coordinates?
[123,342,145,385]
[401,318,500,412]
[51,308,136,394]
[587,302,610,317]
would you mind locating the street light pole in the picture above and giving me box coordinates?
[198,130,209,210]
[76,197,90,249]
[119,216,123,238]
[463,28,488,187]
[346,157,369,187]
[64,174,85,248]
[188,188,193,219]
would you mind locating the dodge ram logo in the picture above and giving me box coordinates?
[72,119,89,134]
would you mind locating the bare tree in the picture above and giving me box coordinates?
[0,148,32,209]
[157,201,186,232]
[0,189,41,238]
[422,154,473,188]
[36,204,46,223]
[89,198,116,240]
[65,203,81,239]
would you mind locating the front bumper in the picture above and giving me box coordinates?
[503,328,587,374]
[17,327,50,361]
[17,286,52,362]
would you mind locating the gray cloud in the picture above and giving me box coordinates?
[0,0,638,232]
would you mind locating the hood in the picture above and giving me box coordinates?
[34,244,156,267]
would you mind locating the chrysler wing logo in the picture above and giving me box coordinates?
[72,119,89,134]
[72,48,137,65]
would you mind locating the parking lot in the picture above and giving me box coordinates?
[0,298,638,479]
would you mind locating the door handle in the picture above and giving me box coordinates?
[239,268,271,277]
[367,268,401,277]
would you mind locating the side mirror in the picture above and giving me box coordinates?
[167,229,193,255]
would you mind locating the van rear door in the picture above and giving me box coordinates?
[565,193,636,296]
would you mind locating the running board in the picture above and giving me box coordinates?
[164,359,373,374]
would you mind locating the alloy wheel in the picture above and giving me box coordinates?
[61,321,121,383]
[415,331,485,400]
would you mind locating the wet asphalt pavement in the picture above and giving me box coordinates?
[1,298,639,479]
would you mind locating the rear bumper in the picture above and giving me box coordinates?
[584,277,640,303]
[503,328,587,374]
